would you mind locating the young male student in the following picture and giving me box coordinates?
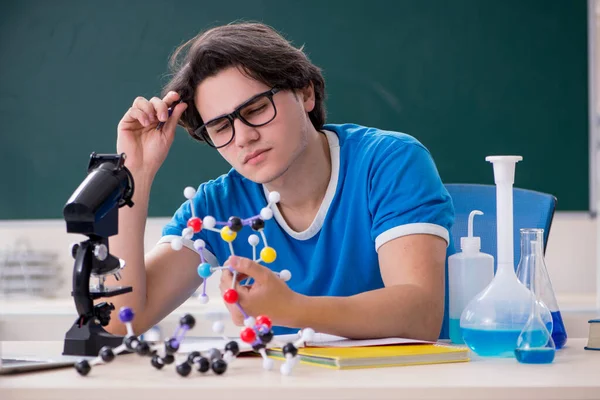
[105,22,455,341]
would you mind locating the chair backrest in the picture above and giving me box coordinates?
[445,183,557,263]
[438,183,557,339]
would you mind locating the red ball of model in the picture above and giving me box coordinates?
[240,327,256,344]
[223,289,239,304]
[256,315,272,329]
[187,217,202,233]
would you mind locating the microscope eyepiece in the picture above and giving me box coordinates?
[63,153,134,237]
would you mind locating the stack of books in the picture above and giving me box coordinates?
[585,319,600,351]
[267,334,470,370]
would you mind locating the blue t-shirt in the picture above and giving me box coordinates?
[160,123,456,337]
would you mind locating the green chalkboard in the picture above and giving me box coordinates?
[0,0,588,219]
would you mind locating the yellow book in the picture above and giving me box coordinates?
[267,343,470,370]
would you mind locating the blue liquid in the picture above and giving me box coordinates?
[462,328,522,357]
[515,348,555,364]
[463,327,553,357]
[449,318,463,344]
[551,311,567,349]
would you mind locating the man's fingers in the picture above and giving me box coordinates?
[224,302,244,326]
[220,269,233,292]
[123,107,150,127]
[155,91,187,133]
[149,97,169,122]
[162,101,187,132]
[132,96,157,123]
[162,90,181,106]
[229,256,268,281]
[233,272,249,282]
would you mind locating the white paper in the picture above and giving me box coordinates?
[274,332,432,348]
[175,337,253,354]
[175,333,433,354]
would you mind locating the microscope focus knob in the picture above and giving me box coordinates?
[70,243,80,259]
[93,244,108,261]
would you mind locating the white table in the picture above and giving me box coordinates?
[1,339,599,400]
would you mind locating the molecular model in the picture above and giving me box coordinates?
[168,186,313,375]
[75,306,239,376]
[75,305,314,377]
[170,186,291,305]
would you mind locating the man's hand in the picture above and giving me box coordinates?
[219,256,298,327]
[117,91,187,176]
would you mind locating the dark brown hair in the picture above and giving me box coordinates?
[162,22,327,141]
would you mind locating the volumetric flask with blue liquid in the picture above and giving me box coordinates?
[516,228,567,349]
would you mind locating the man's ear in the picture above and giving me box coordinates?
[299,82,316,113]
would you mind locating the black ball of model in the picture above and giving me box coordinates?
[283,343,298,358]
[176,362,192,377]
[180,314,196,329]
[151,354,165,370]
[187,351,201,364]
[225,340,240,356]
[197,357,210,373]
[124,336,140,351]
[228,216,243,232]
[136,341,151,356]
[252,342,266,352]
[258,331,274,344]
[99,346,115,362]
[165,338,179,354]
[74,360,91,376]
[211,358,228,375]
[251,218,265,231]
[162,354,175,365]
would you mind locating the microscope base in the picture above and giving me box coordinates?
[63,319,125,356]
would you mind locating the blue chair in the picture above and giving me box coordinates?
[439,183,557,339]
[445,184,557,263]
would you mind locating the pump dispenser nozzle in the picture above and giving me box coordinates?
[461,210,483,253]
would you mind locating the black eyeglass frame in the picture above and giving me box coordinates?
[193,87,281,148]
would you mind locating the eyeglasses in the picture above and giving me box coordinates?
[193,87,281,148]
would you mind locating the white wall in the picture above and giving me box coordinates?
[545,212,596,297]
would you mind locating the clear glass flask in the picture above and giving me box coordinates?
[460,261,553,357]
[460,156,553,357]
[515,239,556,363]
[516,229,567,349]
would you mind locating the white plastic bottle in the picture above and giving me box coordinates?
[448,210,494,344]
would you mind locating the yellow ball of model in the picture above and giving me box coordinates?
[220,226,237,242]
[260,247,277,263]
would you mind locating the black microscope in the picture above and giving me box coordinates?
[62,152,135,356]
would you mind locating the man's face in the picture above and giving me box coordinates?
[195,67,315,184]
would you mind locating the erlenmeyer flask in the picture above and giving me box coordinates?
[515,239,556,363]
[516,229,567,349]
